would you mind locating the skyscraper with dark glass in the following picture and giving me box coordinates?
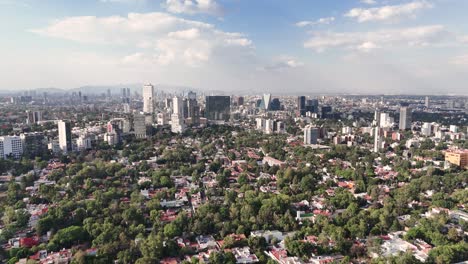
[205,96,231,121]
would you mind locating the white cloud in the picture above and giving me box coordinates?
[360,0,377,5]
[262,56,304,71]
[31,12,252,66]
[304,25,449,52]
[357,41,378,52]
[165,0,222,16]
[345,1,432,23]
[295,17,335,27]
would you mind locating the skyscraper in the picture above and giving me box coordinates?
[373,127,381,153]
[297,96,306,116]
[260,94,271,111]
[142,84,154,114]
[399,106,412,130]
[270,98,281,111]
[304,125,319,145]
[187,92,200,125]
[425,96,430,108]
[171,96,185,133]
[133,114,149,139]
[58,120,72,153]
[205,96,231,121]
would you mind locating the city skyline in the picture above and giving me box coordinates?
[1,0,468,94]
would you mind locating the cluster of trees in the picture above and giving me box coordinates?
[0,123,466,264]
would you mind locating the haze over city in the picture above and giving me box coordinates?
[1,0,468,94]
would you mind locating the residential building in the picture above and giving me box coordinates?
[304,125,319,145]
[58,120,72,153]
[399,106,412,130]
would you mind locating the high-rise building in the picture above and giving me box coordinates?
[205,96,231,121]
[305,99,319,113]
[187,92,200,126]
[379,113,393,128]
[171,96,185,133]
[26,110,42,124]
[422,123,432,136]
[58,120,72,153]
[304,125,319,145]
[0,136,23,159]
[157,113,167,126]
[20,132,46,158]
[133,114,149,139]
[270,98,281,111]
[425,96,430,108]
[373,127,382,153]
[236,96,244,106]
[77,134,92,151]
[260,94,271,111]
[265,119,275,134]
[374,110,381,126]
[297,96,306,116]
[142,84,154,114]
[399,106,412,130]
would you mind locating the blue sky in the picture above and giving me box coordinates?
[1,0,468,94]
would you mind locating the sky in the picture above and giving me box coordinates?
[1,0,468,94]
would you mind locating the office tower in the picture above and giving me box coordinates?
[320,106,332,118]
[142,84,154,113]
[297,96,306,116]
[305,99,319,113]
[58,120,72,153]
[399,106,412,130]
[20,132,46,158]
[107,89,111,100]
[260,94,271,111]
[0,136,23,159]
[425,96,430,108]
[171,96,185,133]
[237,96,244,106]
[42,92,48,104]
[133,114,149,139]
[270,98,281,111]
[205,96,231,121]
[187,92,200,126]
[304,125,319,145]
